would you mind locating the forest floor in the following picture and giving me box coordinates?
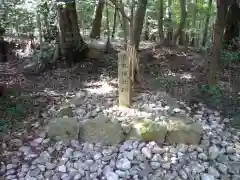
[1,42,240,180]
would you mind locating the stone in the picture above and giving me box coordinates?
[44,170,53,178]
[116,158,131,170]
[93,153,102,160]
[58,165,67,173]
[73,174,82,180]
[37,164,45,171]
[162,162,171,169]
[230,115,240,129]
[115,170,128,178]
[126,119,167,142]
[226,146,236,154]
[166,116,202,144]
[232,175,240,180]
[121,123,132,134]
[216,163,228,174]
[198,153,208,161]
[10,138,23,147]
[209,146,220,160]
[57,106,73,117]
[46,117,79,140]
[29,168,41,177]
[19,146,31,155]
[105,171,119,180]
[6,164,18,170]
[208,167,220,178]
[124,151,134,161]
[179,169,188,179]
[45,162,56,170]
[150,162,160,169]
[79,114,124,145]
[152,147,165,154]
[200,173,215,180]
[141,147,152,159]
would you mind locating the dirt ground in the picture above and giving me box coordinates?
[0,43,240,161]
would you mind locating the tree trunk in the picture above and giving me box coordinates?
[105,1,113,53]
[158,0,164,42]
[111,6,117,39]
[58,1,88,65]
[42,2,51,42]
[133,0,148,49]
[119,2,129,50]
[207,0,229,85]
[166,0,173,44]
[223,1,240,48]
[190,0,197,47]
[36,12,43,57]
[144,16,149,41]
[90,0,105,39]
[202,0,212,47]
[173,0,187,44]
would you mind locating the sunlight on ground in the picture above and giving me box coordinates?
[180,73,193,80]
[103,104,153,121]
[84,80,117,95]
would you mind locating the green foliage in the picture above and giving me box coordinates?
[200,84,222,104]
[220,37,240,67]
[220,50,240,66]
[33,42,55,67]
[0,92,28,134]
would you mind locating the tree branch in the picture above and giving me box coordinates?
[108,0,131,22]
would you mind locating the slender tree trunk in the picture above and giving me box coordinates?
[36,12,43,57]
[158,0,164,42]
[144,15,149,40]
[105,1,112,52]
[119,2,128,49]
[58,1,88,65]
[42,2,51,41]
[207,0,229,85]
[202,0,212,47]
[112,6,117,39]
[166,0,173,44]
[133,0,148,49]
[90,0,105,38]
[190,0,197,46]
[173,0,187,44]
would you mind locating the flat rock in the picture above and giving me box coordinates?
[230,115,240,129]
[126,119,167,142]
[79,114,124,145]
[46,117,79,140]
[166,115,202,144]
[57,106,74,117]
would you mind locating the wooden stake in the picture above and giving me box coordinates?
[118,51,132,107]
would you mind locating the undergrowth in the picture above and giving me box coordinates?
[0,90,30,135]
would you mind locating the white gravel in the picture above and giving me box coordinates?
[1,88,240,180]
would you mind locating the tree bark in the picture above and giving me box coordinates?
[190,0,198,46]
[133,0,148,49]
[223,0,240,48]
[58,1,88,65]
[42,2,51,42]
[112,6,117,39]
[144,16,149,40]
[207,0,229,85]
[90,0,105,39]
[202,0,212,47]
[166,0,173,44]
[173,0,187,44]
[158,0,164,42]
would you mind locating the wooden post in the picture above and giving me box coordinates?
[118,51,132,107]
